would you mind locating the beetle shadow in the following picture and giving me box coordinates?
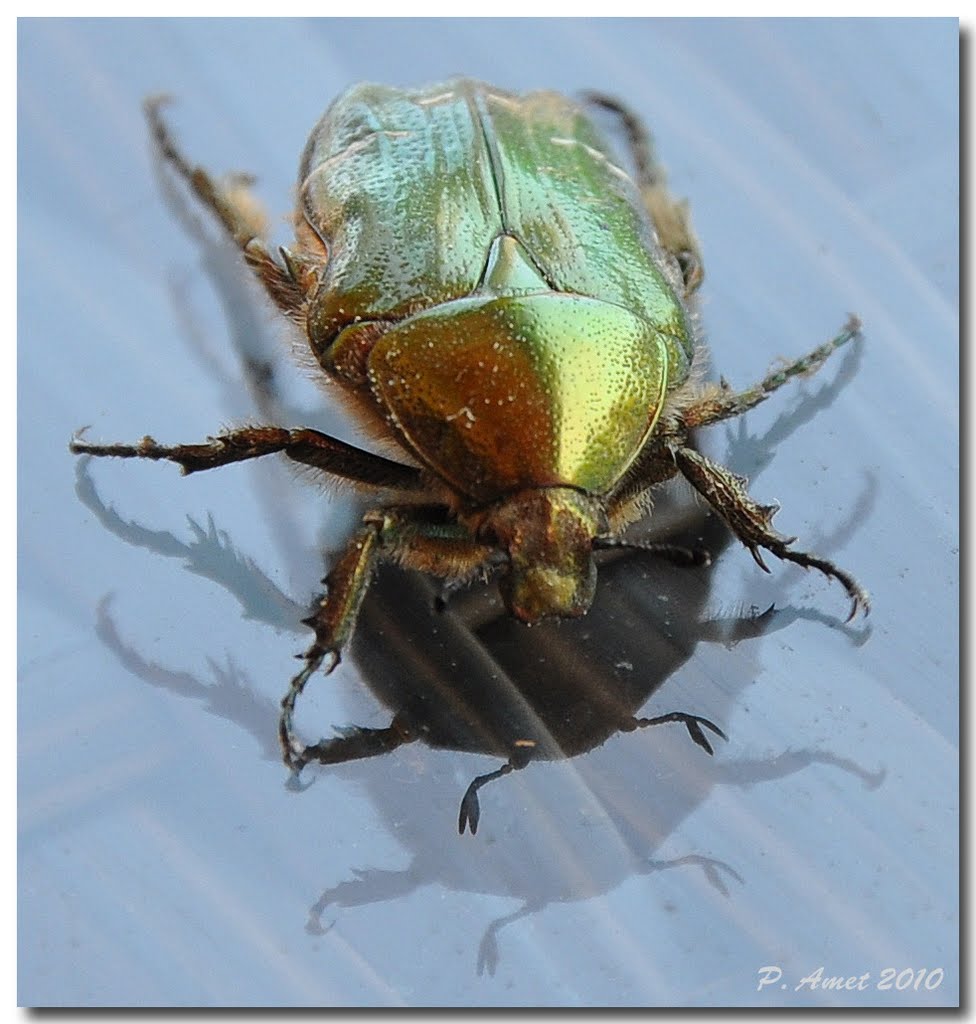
[88,542,883,977]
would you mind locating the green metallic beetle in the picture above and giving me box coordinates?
[72,80,869,823]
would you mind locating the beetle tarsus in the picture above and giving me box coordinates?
[581,90,659,188]
[681,317,864,429]
[458,763,516,836]
[290,716,417,773]
[458,744,537,835]
[630,712,728,756]
[457,789,480,836]
[772,549,871,621]
[278,657,322,771]
[278,644,343,768]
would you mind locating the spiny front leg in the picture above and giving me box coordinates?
[281,508,496,775]
[673,446,870,620]
[280,522,383,771]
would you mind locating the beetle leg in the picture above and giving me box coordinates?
[682,316,863,428]
[280,520,383,769]
[583,92,703,295]
[282,508,496,772]
[286,712,417,771]
[458,741,537,836]
[145,96,309,318]
[622,711,728,756]
[582,92,659,190]
[458,765,514,836]
[673,445,870,619]
[385,515,496,582]
[70,426,425,492]
[603,444,682,534]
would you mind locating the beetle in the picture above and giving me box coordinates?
[72,80,869,830]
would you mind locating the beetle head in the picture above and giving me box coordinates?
[484,488,604,624]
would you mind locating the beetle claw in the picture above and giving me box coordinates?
[687,721,713,755]
[285,768,315,793]
[683,714,728,755]
[845,585,871,622]
[749,546,771,573]
[695,715,729,743]
[633,712,728,755]
[458,788,480,835]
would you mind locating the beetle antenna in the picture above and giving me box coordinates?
[593,537,711,568]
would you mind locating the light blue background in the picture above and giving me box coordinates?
[19,18,958,1007]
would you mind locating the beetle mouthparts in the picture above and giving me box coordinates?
[487,488,601,624]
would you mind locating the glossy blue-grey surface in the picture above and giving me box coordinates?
[19,18,958,1007]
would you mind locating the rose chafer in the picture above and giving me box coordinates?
[72,80,868,832]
